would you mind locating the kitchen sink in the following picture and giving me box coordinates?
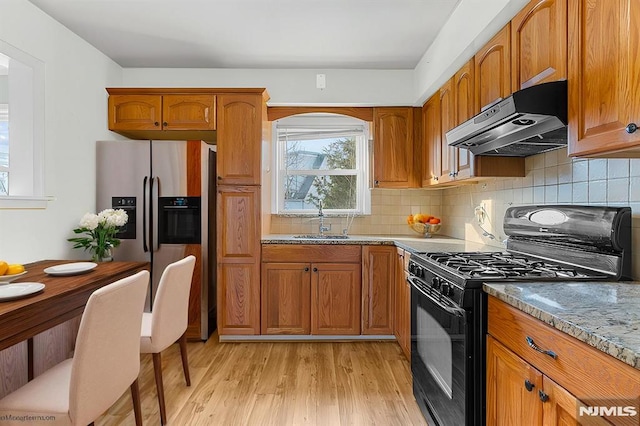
[293,234,350,239]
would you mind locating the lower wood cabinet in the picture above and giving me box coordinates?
[362,245,395,335]
[487,296,640,426]
[394,248,410,360]
[261,245,362,335]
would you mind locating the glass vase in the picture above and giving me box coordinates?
[92,247,113,262]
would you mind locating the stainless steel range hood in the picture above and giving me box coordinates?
[446,80,567,157]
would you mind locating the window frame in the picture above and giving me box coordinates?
[272,114,371,216]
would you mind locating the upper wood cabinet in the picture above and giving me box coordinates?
[422,92,442,186]
[438,77,456,184]
[216,94,264,185]
[453,60,475,180]
[475,24,511,112]
[511,0,567,91]
[361,245,395,335]
[107,91,216,141]
[372,107,418,188]
[567,0,640,157]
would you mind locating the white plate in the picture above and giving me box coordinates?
[0,271,28,283]
[0,283,45,301]
[44,262,97,276]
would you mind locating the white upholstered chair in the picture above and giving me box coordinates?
[0,270,149,426]
[140,255,196,425]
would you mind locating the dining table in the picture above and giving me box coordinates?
[0,259,149,379]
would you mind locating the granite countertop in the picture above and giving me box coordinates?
[262,234,499,254]
[484,282,640,371]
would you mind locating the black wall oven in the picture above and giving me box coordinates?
[157,196,201,244]
[409,205,631,426]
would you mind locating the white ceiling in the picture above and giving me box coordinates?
[26,0,460,69]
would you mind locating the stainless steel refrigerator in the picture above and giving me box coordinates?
[96,140,216,340]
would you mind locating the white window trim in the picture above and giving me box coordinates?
[0,41,50,210]
[271,114,371,216]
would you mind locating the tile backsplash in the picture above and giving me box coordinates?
[269,147,640,279]
[270,189,442,237]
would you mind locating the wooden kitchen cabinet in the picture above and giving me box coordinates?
[107,90,216,141]
[216,94,265,185]
[475,24,511,113]
[422,92,442,186]
[453,60,475,180]
[217,185,261,335]
[372,107,418,188]
[394,248,410,360]
[261,263,311,334]
[261,245,362,335]
[361,245,395,335]
[438,77,457,184]
[487,296,640,425]
[511,0,567,91]
[312,263,361,335]
[567,0,640,157]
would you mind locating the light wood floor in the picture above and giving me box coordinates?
[97,333,428,426]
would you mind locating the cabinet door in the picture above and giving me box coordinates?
[162,94,216,131]
[217,263,260,335]
[217,185,260,263]
[567,0,640,156]
[542,377,612,426]
[511,0,567,91]
[487,335,544,426]
[394,248,410,360]
[439,78,456,183]
[362,246,395,335]
[261,263,311,335]
[217,94,262,185]
[475,24,511,112]
[422,92,442,186]
[108,95,162,131]
[311,263,361,335]
[453,60,475,180]
[372,107,415,188]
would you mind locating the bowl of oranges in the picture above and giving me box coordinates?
[0,261,27,283]
[407,213,441,238]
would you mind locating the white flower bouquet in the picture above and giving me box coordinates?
[68,209,128,262]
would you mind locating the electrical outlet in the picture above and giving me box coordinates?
[474,204,487,224]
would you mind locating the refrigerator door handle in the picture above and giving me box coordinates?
[143,176,149,253]
[150,176,160,252]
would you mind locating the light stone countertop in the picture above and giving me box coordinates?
[261,234,499,254]
[484,282,640,371]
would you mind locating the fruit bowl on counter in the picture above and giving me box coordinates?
[407,213,441,238]
[410,222,441,238]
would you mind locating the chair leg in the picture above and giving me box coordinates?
[153,352,167,425]
[130,379,143,426]
[178,332,191,386]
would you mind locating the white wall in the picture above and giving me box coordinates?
[123,68,415,106]
[0,0,123,263]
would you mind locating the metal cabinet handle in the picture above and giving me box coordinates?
[433,176,439,181]
[313,267,318,272]
[626,123,638,134]
[304,267,309,272]
[526,336,558,359]
[524,380,535,392]
[154,121,159,127]
[162,121,168,127]
[538,390,549,402]
[374,180,379,186]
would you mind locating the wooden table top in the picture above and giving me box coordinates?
[0,260,149,351]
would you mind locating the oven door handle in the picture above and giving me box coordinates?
[407,276,466,317]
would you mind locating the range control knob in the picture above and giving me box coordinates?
[431,277,441,289]
[441,282,453,297]
[415,266,423,279]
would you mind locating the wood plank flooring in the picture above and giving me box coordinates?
[97,333,427,425]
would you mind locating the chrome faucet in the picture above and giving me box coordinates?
[318,201,330,236]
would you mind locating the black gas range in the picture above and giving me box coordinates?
[409,205,632,426]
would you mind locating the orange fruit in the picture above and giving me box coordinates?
[0,261,7,275]
[406,215,414,224]
[429,218,441,224]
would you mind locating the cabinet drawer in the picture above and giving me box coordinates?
[261,244,361,263]
[488,296,640,401]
